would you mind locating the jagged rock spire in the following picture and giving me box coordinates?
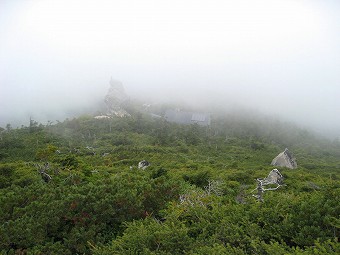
[104,78,130,117]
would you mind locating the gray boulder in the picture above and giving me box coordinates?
[271,148,297,169]
[138,160,150,170]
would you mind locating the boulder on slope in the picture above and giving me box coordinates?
[271,148,297,169]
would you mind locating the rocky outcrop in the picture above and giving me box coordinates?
[104,78,130,117]
[271,148,297,169]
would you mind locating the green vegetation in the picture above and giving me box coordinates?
[0,112,339,254]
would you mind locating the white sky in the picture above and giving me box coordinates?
[0,0,339,134]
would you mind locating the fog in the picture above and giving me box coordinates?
[1,0,339,136]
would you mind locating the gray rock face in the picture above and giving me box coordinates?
[271,148,297,169]
[104,78,130,117]
[260,169,284,185]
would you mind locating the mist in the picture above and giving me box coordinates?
[1,0,339,136]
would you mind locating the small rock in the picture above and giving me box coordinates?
[138,160,150,170]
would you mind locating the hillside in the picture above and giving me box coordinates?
[0,111,339,254]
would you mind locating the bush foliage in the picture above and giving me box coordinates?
[0,113,339,254]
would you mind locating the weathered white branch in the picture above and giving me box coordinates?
[251,169,285,202]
